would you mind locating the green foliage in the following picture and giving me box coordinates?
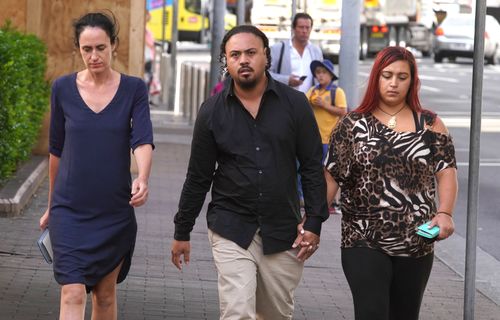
[0,22,49,183]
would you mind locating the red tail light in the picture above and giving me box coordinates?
[435,27,444,36]
[485,31,489,39]
[371,25,389,33]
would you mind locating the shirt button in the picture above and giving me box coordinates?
[259,193,263,197]
[258,170,263,174]
[256,147,260,151]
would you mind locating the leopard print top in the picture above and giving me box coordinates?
[325,111,456,257]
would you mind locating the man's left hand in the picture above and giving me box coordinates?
[293,219,320,262]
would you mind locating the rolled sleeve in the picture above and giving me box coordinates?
[130,80,155,152]
[49,79,65,157]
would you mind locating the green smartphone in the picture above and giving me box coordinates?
[416,222,440,239]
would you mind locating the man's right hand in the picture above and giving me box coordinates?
[288,75,304,87]
[171,240,191,270]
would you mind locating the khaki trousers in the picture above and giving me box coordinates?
[208,229,304,320]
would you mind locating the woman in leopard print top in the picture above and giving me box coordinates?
[324,47,458,320]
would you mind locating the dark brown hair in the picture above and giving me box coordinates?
[73,11,119,48]
[292,12,313,29]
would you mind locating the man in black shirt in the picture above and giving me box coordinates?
[171,25,329,319]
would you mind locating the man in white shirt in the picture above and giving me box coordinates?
[269,13,323,93]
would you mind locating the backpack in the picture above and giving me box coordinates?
[329,84,337,106]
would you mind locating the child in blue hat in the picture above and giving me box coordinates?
[306,59,347,213]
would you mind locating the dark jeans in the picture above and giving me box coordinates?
[342,247,434,320]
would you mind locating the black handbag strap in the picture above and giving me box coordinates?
[277,41,285,74]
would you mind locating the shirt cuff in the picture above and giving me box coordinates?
[174,227,191,241]
[303,216,323,236]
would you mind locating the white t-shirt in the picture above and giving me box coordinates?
[290,40,313,93]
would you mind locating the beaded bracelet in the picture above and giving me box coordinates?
[437,211,453,218]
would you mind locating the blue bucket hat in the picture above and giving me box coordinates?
[310,59,338,81]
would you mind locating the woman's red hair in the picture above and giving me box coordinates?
[355,46,425,114]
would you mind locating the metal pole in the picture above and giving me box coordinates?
[161,0,167,52]
[339,0,361,111]
[168,0,179,110]
[210,0,225,92]
[464,1,487,319]
[237,0,245,25]
[291,0,297,21]
[200,2,207,43]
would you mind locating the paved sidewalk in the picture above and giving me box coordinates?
[1,124,500,318]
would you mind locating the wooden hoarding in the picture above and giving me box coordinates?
[0,0,146,155]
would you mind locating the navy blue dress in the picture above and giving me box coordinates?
[49,73,153,291]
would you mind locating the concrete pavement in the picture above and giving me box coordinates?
[0,112,499,319]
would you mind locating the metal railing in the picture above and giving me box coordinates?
[179,62,210,124]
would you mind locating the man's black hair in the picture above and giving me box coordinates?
[292,12,313,29]
[218,25,271,74]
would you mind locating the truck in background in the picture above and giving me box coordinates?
[307,0,342,62]
[147,0,236,44]
[251,0,437,61]
[226,0,253,23]
[250,0,292,44]
[360,0,435,58]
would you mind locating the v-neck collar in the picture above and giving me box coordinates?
[73,72,123,115]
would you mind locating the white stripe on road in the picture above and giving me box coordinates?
[457,162,500,167]
[442,117,500,132]
[439,111,500,117]
[421,85,440,92]
[419,75,460,83]
[151,110,177,115]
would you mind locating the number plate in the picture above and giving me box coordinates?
[450,43,468,50]
[370,32,384,38]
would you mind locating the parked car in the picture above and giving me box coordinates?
[433,14,500,64]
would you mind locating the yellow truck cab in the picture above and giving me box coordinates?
[147,0,236,43]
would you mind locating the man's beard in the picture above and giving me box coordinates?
[234,75,258,89]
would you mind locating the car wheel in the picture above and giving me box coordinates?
[434,53,443,63]
[422,50,431,57]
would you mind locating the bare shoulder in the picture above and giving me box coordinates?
[429,115,449,134]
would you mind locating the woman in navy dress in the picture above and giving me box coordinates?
[39,12,154,319]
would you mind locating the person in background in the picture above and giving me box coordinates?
[306,59,346,214]
[269,12,323,206]
[210,72,229,97]
[39,11,154,319]
[171,25,328,319]
[144,10,160,97]
[324,46,457,320]
[269,12,323,93]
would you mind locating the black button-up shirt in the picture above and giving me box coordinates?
[174,74,328,254]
